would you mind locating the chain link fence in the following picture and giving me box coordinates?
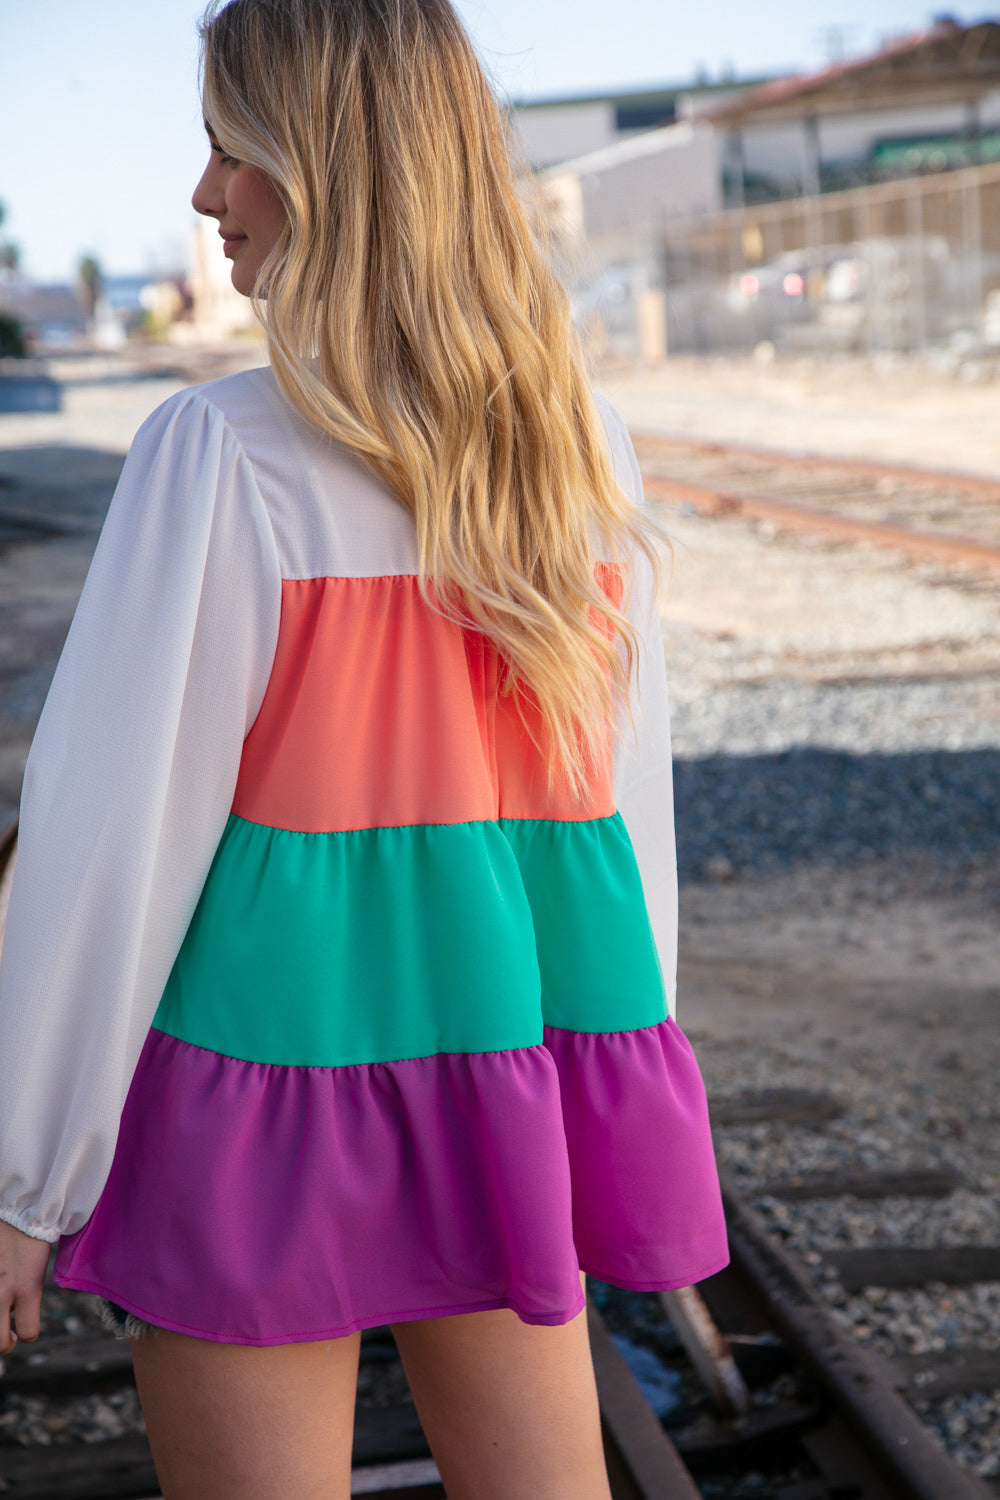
[568,162,1000,362]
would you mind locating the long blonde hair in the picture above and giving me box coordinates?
[200,0,662,798]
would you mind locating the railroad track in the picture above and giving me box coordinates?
[631,429,1000,575]
[2,820,998,1498]
[697,1097,999,1500]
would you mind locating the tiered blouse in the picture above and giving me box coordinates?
[0,368,726,1344]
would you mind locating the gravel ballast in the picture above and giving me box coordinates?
[2,352,999,1486]
[636,460,1000,1480]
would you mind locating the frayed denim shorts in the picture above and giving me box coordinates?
[98,1298,157,1341]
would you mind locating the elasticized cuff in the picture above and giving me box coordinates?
[0,1207,60,1244]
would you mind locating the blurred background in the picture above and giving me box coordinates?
[0,2,999,361]
[2,2,1000,359]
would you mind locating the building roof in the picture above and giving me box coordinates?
[538,119,702,181]
[511,76,775,114]
[706,19,1000,126]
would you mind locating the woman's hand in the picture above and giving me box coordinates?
[0,1219,51,1353]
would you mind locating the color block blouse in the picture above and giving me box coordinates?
[0,367,726,1343]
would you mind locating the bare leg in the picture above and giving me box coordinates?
[130,1328,360,1500]
[391,1301,611,1500]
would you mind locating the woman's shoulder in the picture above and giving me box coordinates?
[119,366,277,480]
[137,365,420,581]
[136,363,278,440]
[129,364,326,505]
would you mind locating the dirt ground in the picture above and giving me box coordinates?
[1,346,997,1071]
[598,352,1000,477]
[594,353,1000,1082]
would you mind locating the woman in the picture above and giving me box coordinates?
[0,1,727,1494]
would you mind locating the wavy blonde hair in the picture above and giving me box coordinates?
[200,0,662,798]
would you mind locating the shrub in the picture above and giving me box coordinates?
[0,313,27,357]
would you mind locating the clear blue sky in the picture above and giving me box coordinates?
[0,0,993,279]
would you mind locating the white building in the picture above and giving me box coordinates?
[539,121,722,251]
[511,79,767,174]
[182,217,259,341]
[702,18,1000,203]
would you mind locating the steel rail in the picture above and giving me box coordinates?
[587,1299,702,1499]
[629,428,1000,498]
[718,1171,994,1500]
[639,471,1000,572]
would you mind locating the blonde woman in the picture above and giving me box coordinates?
[0,0,727,1494]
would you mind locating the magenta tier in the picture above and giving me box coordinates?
[55,1021,727,1344]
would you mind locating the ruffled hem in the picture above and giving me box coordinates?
[54,1021,727,1345]
[59,1278,588,1345]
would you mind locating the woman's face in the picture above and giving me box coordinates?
[191,126,287,297]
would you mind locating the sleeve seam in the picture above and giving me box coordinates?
[179,389,275,538]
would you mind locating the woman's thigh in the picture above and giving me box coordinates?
[129,1327,360,1500]
[390,1301,611,1500]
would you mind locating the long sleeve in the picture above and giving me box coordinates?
[600,401,680,1019]
[0,390,282,1241]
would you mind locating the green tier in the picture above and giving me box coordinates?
[153,813,665,1067]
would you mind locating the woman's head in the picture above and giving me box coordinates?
[196,0,662,800]
[191,128,287,297]
[197,0,516,308]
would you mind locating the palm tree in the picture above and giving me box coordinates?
[78,255,104,322]
[0,200,20,274]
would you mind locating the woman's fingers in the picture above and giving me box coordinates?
[1,1287,22,1354]
[12,1284,42,1343]
[0,1222,51,1352]
[3,1297,40,1354]
[1,1279,17,1354]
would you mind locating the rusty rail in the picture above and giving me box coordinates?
[715,1174,994,1500]
[629,428,1000,498]
[640,471,1000,573]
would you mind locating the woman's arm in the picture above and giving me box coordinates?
[0,389,281,1245]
